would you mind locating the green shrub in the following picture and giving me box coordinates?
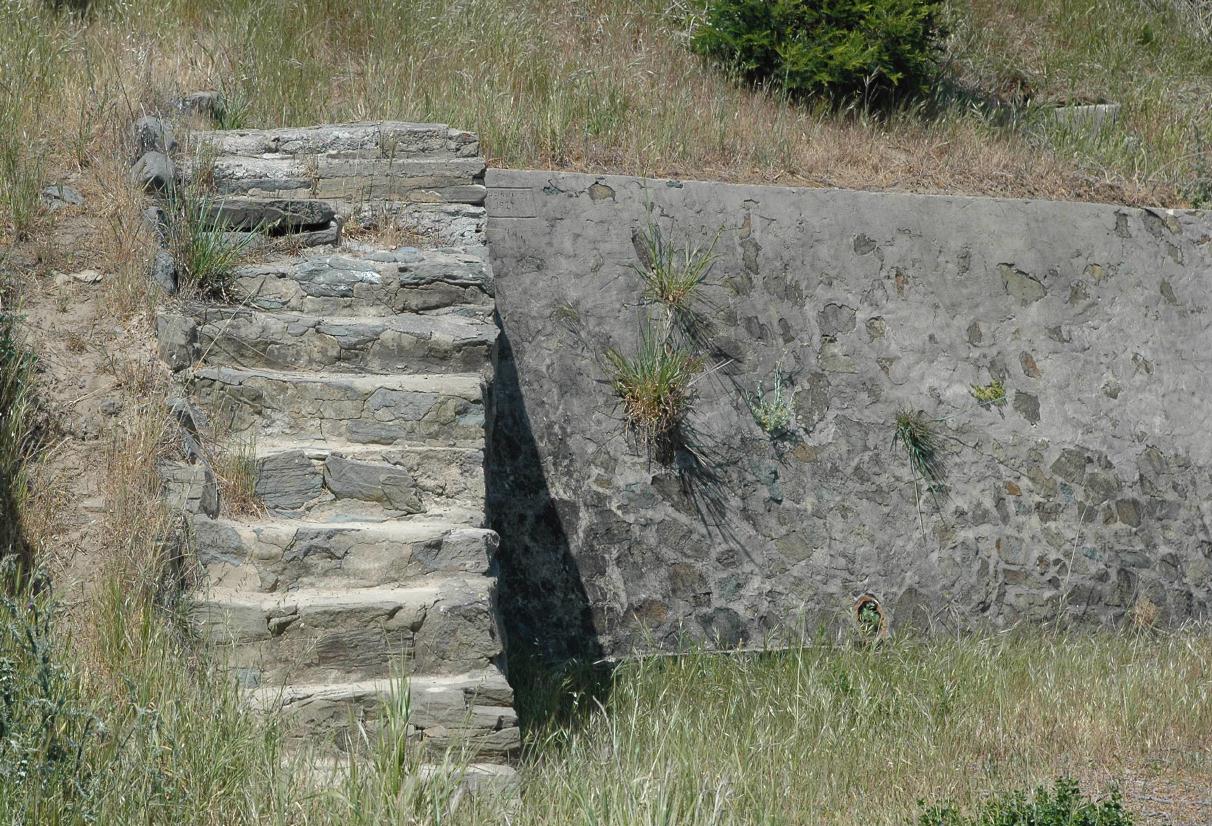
[691,0,947,102]
[0,575,100,810]
[918,777,1133,825]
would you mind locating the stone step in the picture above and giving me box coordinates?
[202,197,337,234]
[253,668,520,758]
[190,367,485,447]
[200,155,486,205]
[193,514,496,592]
[228,245,494,317]
[192,122,480,162]
[250,440,485,521]
[157,305,496,375]
[193,577,501,685]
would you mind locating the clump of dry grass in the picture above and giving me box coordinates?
[210,433,263,517]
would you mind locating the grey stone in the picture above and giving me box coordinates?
[256,451,323,510]
[150,250,177,294]
[158,460,219,517]
[324,454,423,512]
[130,151,176,193]
[143,206,168,240]
[999,264,1047,303]
[179,90,225,121]
[203,198,337,232]
[99,398,122,416]
[41,184,83,210]
[818,303,856,337]
[132,115,177,157]
[168,396,208,436]
[1048,103,1121,136]
[155,312,196,372]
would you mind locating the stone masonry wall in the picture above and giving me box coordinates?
[485,169,1212,659]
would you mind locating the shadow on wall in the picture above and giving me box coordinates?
[487,324,603,664]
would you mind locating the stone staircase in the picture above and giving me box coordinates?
[153,122,519,778]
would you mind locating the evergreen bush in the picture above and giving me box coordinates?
[692,0,947,102]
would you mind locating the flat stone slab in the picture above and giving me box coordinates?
[190,367,486,446]
[159,305,495,374]
[228,245,494,316]
[191,121,480,160]
[194,514,496,591]
[193,577,500,684]
[251,667,519,757]
[202,197,337,232]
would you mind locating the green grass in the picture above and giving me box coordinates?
[918,777,1132,825]
[512,631,1212,825]
[631,217,717,321]
[166,188,256,298]
[894,407,947,492]
[5,578,1212,826]
[1,0,1210,222]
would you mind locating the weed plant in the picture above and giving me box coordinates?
[631,217,718,328]
[166,188,255,299]
[918,777,1133,825]
[747,373,795,436]
[969,378,1007,407]
[606,319,703,446]
[211,434,262,517]
[894,407,946,491]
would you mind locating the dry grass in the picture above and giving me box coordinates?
[1,0,1209,238]
[210,433,263,517]
[510,631,1212,825]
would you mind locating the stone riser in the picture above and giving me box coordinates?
[158,306,495,375]
[253,445,486,521]
[193,515,497,592]
[205,155,486,205]
[191,367,486,447]
[193,578,500,684]
[254,668,520,758]
[192,122,480,161]
[229,247,494,317]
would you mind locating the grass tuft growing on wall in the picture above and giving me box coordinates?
[606,320,703,447]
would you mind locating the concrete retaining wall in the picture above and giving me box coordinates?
[486,169,1212,658]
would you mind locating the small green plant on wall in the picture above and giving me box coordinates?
[747,373,794,437]
[969,378,1006,408]
[630,217,719,332]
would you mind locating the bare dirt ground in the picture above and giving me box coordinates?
[4,176,165,622]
